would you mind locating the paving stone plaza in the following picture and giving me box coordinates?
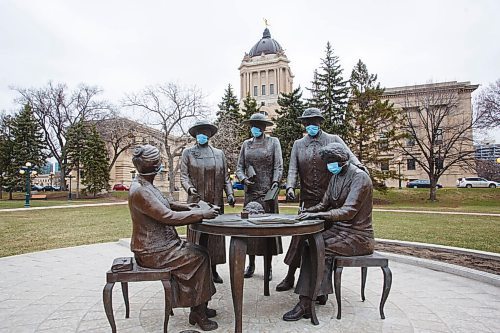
[1,237,499,333]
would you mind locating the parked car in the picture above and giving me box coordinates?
[31,184,44,191]
[113,183,129,191]
[456,177,500,188]
[42,185,59,191]
[232,181,244,190]
[406,179,443,188]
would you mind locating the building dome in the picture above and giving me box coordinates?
[248,28,284,57]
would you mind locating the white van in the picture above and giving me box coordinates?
[456,177,500,188]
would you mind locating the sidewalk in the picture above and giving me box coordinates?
[0,237,499,332]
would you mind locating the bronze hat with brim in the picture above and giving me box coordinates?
[188,120,218,138]
[297,108,325,121]
[242,113,274,127]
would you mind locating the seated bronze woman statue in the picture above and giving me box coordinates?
[128,144,220,331]
[283,142,375,322]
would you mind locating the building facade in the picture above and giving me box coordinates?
[382,81,478,187]
[239,28,294,119]
[475,141,500,161]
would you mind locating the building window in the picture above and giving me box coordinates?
[435,128,443,145]
[259,111,268,116]
[262,85,266,96]
[380,160,389,172]
[435,158,444,170]
[270,84,274,95]
[406,130,415,147]
[253,86,258,96]
[379,132,388,150]
[261,102,265,106]
[407,159,416,170]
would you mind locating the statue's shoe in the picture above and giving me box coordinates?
[244,265,255,278]
[276,276,294,291]
[282,303,311,321]
[189,311,218,331]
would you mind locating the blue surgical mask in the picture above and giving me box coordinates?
[251,127,262,138]
[327,162,343,175]
[306,125,320,137]
[196,134,208,145]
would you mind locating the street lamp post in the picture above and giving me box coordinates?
[67,172,73,200]
[19,162,37,208]
[49,171,54,187]
[395,158,403,189]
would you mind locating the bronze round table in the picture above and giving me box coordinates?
[190,214,325,333]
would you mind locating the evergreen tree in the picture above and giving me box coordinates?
[346,59,405,190]
[0,114,17,199]
[216,84,241,120]
[11,104,48,170]
[65,120,89,198]
[241,92,261,121]
[212,84,244,173]
[307,42,350,138]
[272,87,306,177]
[81,125,110,197]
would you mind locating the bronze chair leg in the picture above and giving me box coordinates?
[120,282,129,318]
[334,266,343,320]
[380,265,392,319]
[361,267,367,302]
[103,282,116,333]
[161,279,173,333]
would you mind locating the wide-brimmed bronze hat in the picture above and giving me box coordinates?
[242,113,274,127]
[297,108,325,121]
[188,120,218,138]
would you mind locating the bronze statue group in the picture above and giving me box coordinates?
[128,107,375,331]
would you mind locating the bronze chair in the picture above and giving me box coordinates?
[103,257,173,333]
[333,252,392,319]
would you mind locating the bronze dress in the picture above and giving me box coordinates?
[236,135,283,255]
[284,131,361,266]
[295,164,375,297]
[128,177,215,308]
[181,144,233,265]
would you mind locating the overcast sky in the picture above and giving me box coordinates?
[1,0,499,141]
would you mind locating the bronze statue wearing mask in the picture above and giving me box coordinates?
[181,120,235,284]
[283,142,375,322]
[128,144,220,331]
[276,107,364,292]
[236,113,283,281]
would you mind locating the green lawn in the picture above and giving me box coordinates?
[1,188,499,257]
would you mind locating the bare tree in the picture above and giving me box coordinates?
[124,83,208,194]
[476,159,500,182]
[399,83,481,201]
[94,117,138,172]
[475,79,500,129]
[13,82,112,190]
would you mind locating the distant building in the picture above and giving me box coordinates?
[475,141,500,161]
[239,28,294,120]
[382,81,478,187]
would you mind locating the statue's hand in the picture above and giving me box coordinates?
[243,178,254,186]
[202,208,218,220]
[297,212,316,221]
[187,203,200,210]
[188,187,198,195]
[286,187,296,200]
[227,194,235,207]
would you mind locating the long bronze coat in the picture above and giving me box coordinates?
[236,135,283,255]
[284,131,361,266]
[181,144,233,265]
[295,164,375,297]
[128,177,215,307]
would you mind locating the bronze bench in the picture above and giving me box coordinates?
[103,257,173,333]
[333,252,392,319]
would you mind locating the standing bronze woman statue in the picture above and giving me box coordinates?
[277,107,363,293]
[128,144,220,331]
[181,120,235,284]
[236,113,283,280]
